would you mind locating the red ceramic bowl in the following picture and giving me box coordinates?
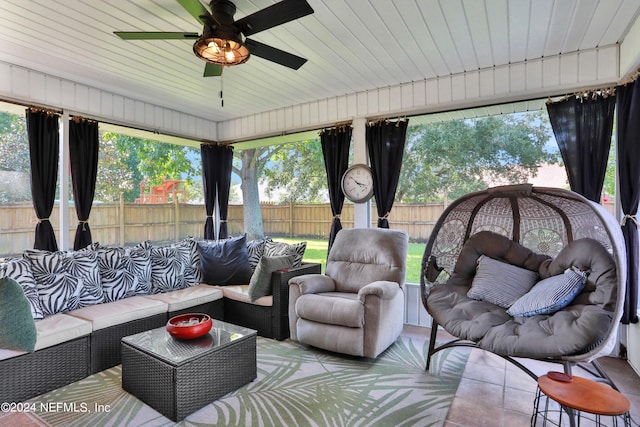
[166,313,212,340]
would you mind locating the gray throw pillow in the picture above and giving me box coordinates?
[467,255,538,308]
[248,255,296,302]
[507,267,587,317]
[198,234,253,285]
[0,277,37,352]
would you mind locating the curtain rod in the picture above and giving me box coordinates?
[367,116,407,126]
[619,67,640,86]
[546,86,616,105]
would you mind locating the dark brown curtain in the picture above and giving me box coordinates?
[69,118,99,250]
[216,145,234,239]
[616,79,640,324]
[366,119,408,228]
[26,109,59,251]
[546,94,615,202]
[201,144,234,240]
[321,126,352,252]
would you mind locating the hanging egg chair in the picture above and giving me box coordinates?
[421,184,626,381]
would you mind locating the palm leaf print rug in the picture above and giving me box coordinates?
[28,335,469,427]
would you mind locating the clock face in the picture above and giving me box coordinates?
[341,164,374,203]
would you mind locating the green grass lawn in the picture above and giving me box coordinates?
[274,237,425,284]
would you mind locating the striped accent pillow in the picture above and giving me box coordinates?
[467,255,538,308]
[0,258,45,320]
[507,267,587,317]
[263,240,306,267]
[247,237,270,272]
[24,250,104,315]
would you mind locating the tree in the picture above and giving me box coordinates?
[397,112,559,202]
[97,132,200,202]
[95,133,134,202]
[261,112,558,204]
[233,146,282,240]
[262,139,328,202]
[603,139,616,199]
[0,112,31,203]
[0,112,29,173]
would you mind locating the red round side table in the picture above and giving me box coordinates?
[532,373,631,426]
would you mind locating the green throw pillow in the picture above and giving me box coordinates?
[0,277,37,352]
[248,255,296,302]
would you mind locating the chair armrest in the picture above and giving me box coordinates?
[272,263,323,307]
[288,274,336,295]
[358,281,401,301]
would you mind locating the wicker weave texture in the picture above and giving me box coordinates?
[169,299,224,320]
[223,263,321,340]
[90,313,166,374]
[0,336,89,402]
[122,331,257,421]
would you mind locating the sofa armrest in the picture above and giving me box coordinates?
[271,263,322,325]
[358,281,401,301]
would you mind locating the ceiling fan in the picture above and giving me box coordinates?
[114,0,314,77]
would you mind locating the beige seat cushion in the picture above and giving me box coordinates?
[0,313,92,361]
[212,285,272,307]
[67,296,167,330]
[142,283,223,311]
[295,293,363,328]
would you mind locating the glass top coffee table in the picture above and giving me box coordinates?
[121,319,257,422]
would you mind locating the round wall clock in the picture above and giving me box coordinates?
[341,163,374,203]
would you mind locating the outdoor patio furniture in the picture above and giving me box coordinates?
[421,184,626,383]
[122,319,257,422]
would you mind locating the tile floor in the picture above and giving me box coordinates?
[403,325,640,427]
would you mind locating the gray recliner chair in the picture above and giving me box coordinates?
[288,228,409,358]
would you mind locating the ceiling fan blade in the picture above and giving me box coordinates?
[236,0,314,36]
[245,38,307,70]
[176,0,209,24]
[203,63,223,77]
[114,31,199,40]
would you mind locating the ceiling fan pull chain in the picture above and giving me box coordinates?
[220,73,224,107]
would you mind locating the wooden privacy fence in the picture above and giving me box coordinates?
[0,201,446,256]
[0,200,616,256]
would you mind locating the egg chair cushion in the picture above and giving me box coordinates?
[427,231,617,358]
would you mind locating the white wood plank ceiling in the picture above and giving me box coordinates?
[0,0,639,127]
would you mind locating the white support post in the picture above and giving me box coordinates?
[58,111,70,251]
[352,117,370,229]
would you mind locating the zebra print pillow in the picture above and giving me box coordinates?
[263,240,307,267]
[0,258,45,320]
[150,242,193,294]
[247,237,270,271]
[24,250,104,315]
[93,243,152,301]
[180,237,202,284]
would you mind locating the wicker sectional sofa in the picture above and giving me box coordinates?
[0,237,320,403]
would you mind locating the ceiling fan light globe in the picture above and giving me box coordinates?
[194,37,249,66]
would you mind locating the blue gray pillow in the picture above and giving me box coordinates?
[507,267,587,317]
